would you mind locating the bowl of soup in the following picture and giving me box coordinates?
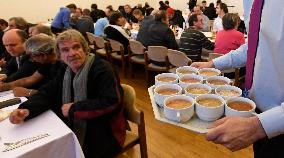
[195,94,225,121]
[179,74,203,91]
[198,68,221,79]
[176,66,198,77]
[155,73,179,86]
[185,83,212,98]
[225,97,256,117]
[206,76,231,89]
[164,95,195,122]
[154,84,182,107]
[215,85,242,100]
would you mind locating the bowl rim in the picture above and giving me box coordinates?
[164,95,195,110]
[195,94,225,108]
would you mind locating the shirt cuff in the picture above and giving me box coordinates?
[257,103,284,138]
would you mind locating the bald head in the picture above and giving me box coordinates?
[3,29,27,57]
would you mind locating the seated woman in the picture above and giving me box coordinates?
[214,13,245,55]
[104,11,131,55]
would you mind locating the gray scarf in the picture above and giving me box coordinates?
[62,53,95,145]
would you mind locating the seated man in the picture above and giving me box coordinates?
[147,10,178,49]
[179,14,214,61]
[193,5,210,31]
[2,29,39,82]
[0,34,63,96]
[134,9,155,46]
[167,8,185,28]
[10,29,126,158]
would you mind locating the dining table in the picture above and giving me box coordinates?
[0,91,85,158]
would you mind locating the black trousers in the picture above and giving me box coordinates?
[253,134,284,158]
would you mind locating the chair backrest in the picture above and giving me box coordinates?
[129,40,145,55]
[86,32,95,44]
[146,46,168,62]
[121,84,141,124]
[109,39,124,52]
[93,35,105,48]
[167,49,192,67]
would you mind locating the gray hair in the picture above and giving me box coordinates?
[25,33,55,55]
[55,29,89,55]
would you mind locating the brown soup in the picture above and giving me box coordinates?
[186,88,209,94]
[228,101,253,111]
[157,76,177,82]
[156,88,179,95]
[178,69,195,74]
[218,89,240,97]
[166,99,192,109]
[208,79,228,85]
[197,98,222,107]
[181,78,201,84]
[200,71,219,77]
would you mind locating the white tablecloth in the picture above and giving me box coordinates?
[0,92,84,158]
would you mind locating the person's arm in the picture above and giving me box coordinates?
[17,66,65,120]
[0,71,44,91]
[6,59,39,82]
[165,28,179,50]
[257,102,284,138]
[62,9,71,29]
[200,34,214,50]
[213,43,248,70]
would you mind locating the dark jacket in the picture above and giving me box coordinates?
[90,9,106,23]
[137,15,155,46]
[147,21,179,49]
[19,55,125,158]
[203,6,218,20]
[104,26,130,55]
[169,10,185,28]
[75,16,94,38]
[3,54,39,82]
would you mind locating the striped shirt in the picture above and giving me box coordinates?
[179,28,214,61]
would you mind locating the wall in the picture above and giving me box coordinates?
[0,0,243,23]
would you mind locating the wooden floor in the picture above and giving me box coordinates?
[116,67,254,158]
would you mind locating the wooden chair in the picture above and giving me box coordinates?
[208,53,244,87]
[86,32,109,60]
[86,32,96,50]
[128,40,146,78]
[144,46,169,86]
[108,39,128,78]
[167,49,192,73]
[116,84,148,158]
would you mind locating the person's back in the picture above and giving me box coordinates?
[75,16,94,38]
[203,3,217,20]
[136,15,155,46]
[51,4,76,34]
[147,10,178,49]
[214,13,245,54]
[214,29,244,54]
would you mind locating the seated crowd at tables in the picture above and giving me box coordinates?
[0,1,247,157]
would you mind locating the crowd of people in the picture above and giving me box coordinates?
[1,0,283,158]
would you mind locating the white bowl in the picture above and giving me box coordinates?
[154,84,182,107]
[164,95,195,122]
[179,74,203,91]
[198,68,221,79]
[206,76,231,89]
[176,66,199,77]
[215,85,242,100]
[184,83,212,98]
[155,73,179,86]
[195,94,225,121]
[225,97,256,117]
